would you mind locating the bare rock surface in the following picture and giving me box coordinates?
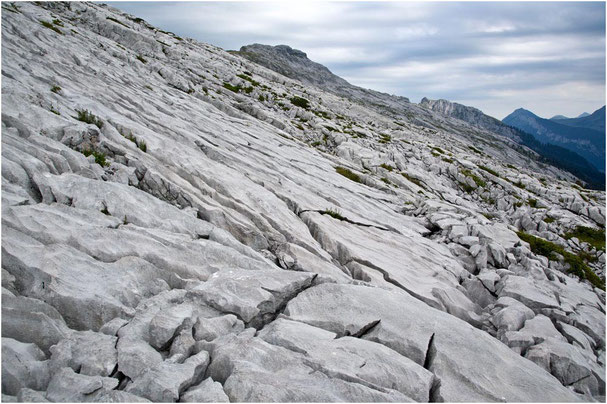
[1,2,604,402]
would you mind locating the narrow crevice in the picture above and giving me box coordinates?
[553,291,562,307]
[478,279,499,299]
[302,358,397,396]
[114,372,130,391]
[248,274,319,330]
[299,209,395,233]
[348,258,443,311]
[422,222,442,239]
[337,319,381,339]
[428,377,443,403]
[423,333,436,370]
[422,333,443,403]
[109,364,119,378]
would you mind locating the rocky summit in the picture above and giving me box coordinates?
[1,2,606,403]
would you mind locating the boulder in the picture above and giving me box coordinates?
[2,338,50,395]
[45,367,119,402]
[49,330,117,377]
[180,378,230,403]
[1,294,71,355]
[149,304,194,350]
[126,350,210,402]
[193,314,244,342]
[526,338,602,395]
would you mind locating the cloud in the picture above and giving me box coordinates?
[109,1,605,119]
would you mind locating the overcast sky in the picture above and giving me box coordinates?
[110,1,605,120]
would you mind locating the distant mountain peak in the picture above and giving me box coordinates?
[503,107,605,174]
[577,112,590,118]
[273,44,308,59]
[236,43,411,105]
[237,43,350,89]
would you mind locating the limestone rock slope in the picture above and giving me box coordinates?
[1,2,605,402]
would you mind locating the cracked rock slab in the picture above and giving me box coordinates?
[284,283,582,402]
[207,329,413,402]
[258,317,434,402]
[190,269,317,328]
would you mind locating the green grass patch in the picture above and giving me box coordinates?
[40,20,63,34]
[517,231,604,290]
[136,54,147,64]
[513,180,526,189]
[321,208,346,221]
[236,73,260,86]
[290,96,310,109]
[106,16,129,28]
[223,82,242,93]
[82,149,108,167]
[478,165,499,177]
[121,130,147,152]
[401,172,424,188]
[313,110,331,119]
[49,105,60,115]
[432,147,444,154]
[380,177,392,185]
[563,226,605,251]
[459,181,475,193]
[335,166,362,183]
[468,146,482,154]
[75,109,103,128]
[528,198,537,208]
[378,134,392,144]
[379,163,394,172]
[461,169,486,188]
[51,85,61,93]
[543,217,556,224]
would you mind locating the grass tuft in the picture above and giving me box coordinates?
[461,169,486,188]
[75,109,103,128]
[378,134,392,144]
[563,226,605,251]
[82,148,108,167]
[517,231,604,290]
[478,165,499,177]
[290,96,310,109]
[40,20,63,35]
[106,16,129,28]
[223,82,242,93]
[321,208,346,221]
[335,166,362,183]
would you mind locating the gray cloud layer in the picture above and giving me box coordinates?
[110,1,605,119]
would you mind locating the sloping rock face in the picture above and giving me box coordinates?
[1,2,605,402]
